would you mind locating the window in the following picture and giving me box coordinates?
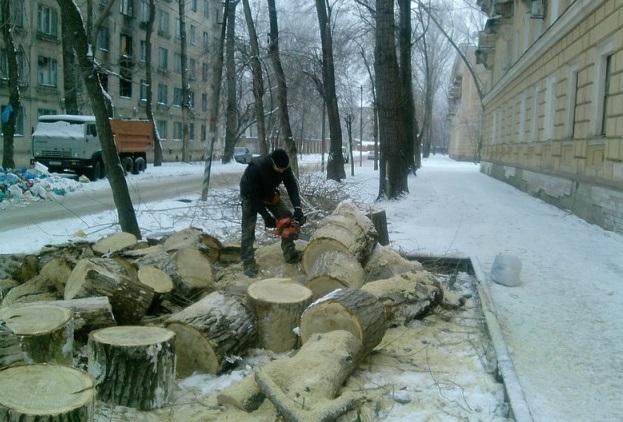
[174,87,183,106]
[157,83,168,104]
[202,63,208,81]
[140,80,148,101]
[491,111,497,145]
[120,0,133,17]
[37,56,57,87]
[98,27,110,51]
[139,0,149,22]
[531,84,539,142]
[568,67,579,139]
[158,47,168,70]
[189,91,195,108]
[203,32,209,52]
[37,5,58,37]
[190,25,197,45]
[544,76,556,140]
[189,58,196,79]
[201,124,206,141]
[38,108,56,117]
[139,40,146,62]
[159,10,169,33]
[174,121,183,139]
[601,54,613,136]
[1,105,24,135]
[0,49,26,83]
[593,42,615,136]
[1,0,24,28]
[519,91,527,141]
[175,18,181,39]
[174,53,182,73]
[157,120,167,138]
[191,0,197,12]
[86,124,97,137]
[120,34,133,57]
[203,0,209,18]
[202,93,207,111]
[119,67,132,97]
[189,122,195,140]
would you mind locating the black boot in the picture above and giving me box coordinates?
[243,260,258,277]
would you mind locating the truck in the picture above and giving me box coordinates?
[31,115,154,180]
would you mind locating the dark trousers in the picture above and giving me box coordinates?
[241,196,297,267]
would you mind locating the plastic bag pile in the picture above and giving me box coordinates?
[0,165,84,205]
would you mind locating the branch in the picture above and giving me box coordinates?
[93,0,118,36]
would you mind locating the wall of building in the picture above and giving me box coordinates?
[476,0,623,233]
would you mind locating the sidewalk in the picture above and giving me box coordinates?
[373,156,623,421]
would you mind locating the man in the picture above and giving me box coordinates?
[239,148,306,277]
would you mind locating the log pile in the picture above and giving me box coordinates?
[0,202,455,418]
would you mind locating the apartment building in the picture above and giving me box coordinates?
[447,46,488,162]
[476,0,623,233]
[0,0,221,167]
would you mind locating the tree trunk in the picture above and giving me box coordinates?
[87,326,176,410]
[242,0,268,155]
[146,0,163,166]
[247,278,312,352]
[315,0,345,182]
[179,0,190,162]
[1,0,20,169]
[267,0,298,175]
[305,250,365,299]
[223,0,238,163]
[201,0,228,200]
[321,99,326,171]
[360,46,378,172]
[56,0,141,238]
[0,365,95,420]
[346,114,354,176]
[375,0,409,198]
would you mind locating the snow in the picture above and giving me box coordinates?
[32,121,86,139]
[2,154,623,421]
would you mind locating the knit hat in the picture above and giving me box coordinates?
[271,149,289,169]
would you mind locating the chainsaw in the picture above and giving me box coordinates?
[273,217,302,240]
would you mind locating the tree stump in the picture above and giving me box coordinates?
[366,209,389,246]
[0,304,73,365]
[0,364,95,421]
[64,258,154,324]
[364,244,423,282]
[163,227,222,262]
[87,326,176,410]
[255,330,362,422]
[361,271,443,326]
[247,278,312,352]
[165,291,257,376]
[305,250,365,299]
[300,288,386,355]
[92,231,138,255]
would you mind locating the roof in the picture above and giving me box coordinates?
[37,115,96,123]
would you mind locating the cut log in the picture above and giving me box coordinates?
[219,242,242,264]
[165,291,257,376]
[92,231,138,255]
[364,244,423,282]
[366,209,389,246]
[334,201,378,240]
[64,258,154,325]
[247,278,312,352]
[163,227,222,262]
[361,271,443,326]
[137,265,174,294]
[0,254,38,283]
[217,374,265,412]
[87,326,176,410]
[255,330,362,422]
[0,279,19,301]
[300,288,386,355]
[120,244,165,258]
[255,240,308,282]
[0,364,95,420]
[0,321,24,367]
[0,303,73,364]
[305,250,365,299]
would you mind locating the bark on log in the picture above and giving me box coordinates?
[0,279,18,301]
[0,364,95,420]
[217,374,265,412]
[165,291,257,376]
[305,250,365,299]
[0,258,73,306]
[163,227,222,263]
[87,326,176,410]
[364,244,423,282]
[92,231,138,255]
[64,258,154,325]
[255,330,362,422]
[366,209,389,246]
[0,320,23,368]
[0,254,38,282]
[219,242,242,264]
[247,278,312,352]
[300,288,386,355]
[361,271,442,326]
[0,304,74,364]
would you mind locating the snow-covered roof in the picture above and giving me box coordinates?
[33,120,86,139]
[38,115,96,124]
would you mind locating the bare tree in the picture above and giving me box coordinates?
[145,0,163,166]
[57,0,141,238]
[179,0,190,162]
[223,0,239,163]
[359,44,379,171]
[266,0,298,175]
[1,0,20,169]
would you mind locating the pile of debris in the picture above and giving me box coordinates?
[0,165,84,205]
[0,201,487,421]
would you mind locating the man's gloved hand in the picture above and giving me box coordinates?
[263,215,277,228]
[293,207,306,225]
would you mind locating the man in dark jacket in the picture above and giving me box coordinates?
[239,148,305,277]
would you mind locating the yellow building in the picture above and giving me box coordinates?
[476,0,623,233]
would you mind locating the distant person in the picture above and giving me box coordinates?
[239,149,306,277]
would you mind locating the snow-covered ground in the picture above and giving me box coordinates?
[2,154,622,421]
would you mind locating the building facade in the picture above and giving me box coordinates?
[447,46,488,162]
[476,0,623,233]
[0,0,221,167]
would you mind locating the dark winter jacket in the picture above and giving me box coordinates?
[240,155,301,219]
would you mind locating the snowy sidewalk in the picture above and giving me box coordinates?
[374,156,623,422]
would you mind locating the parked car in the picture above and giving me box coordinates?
[234,147,253,164]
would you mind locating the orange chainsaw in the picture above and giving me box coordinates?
[273,217,301,240]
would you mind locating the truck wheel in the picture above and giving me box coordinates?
[91,161,101,181]
[133,157,146,174]
[121,157,134,175]
[98,160,106,179]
